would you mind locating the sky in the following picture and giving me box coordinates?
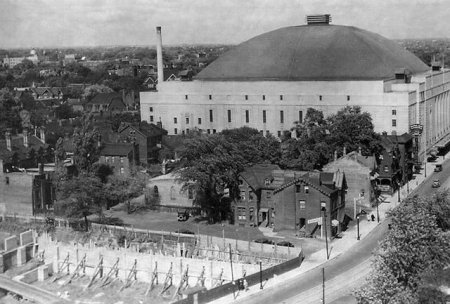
[0,0,449,48]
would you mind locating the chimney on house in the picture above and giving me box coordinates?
[334,150,337,161]
[5,129,12,151]
[161,159,167,175]
[358,146,362,156]
[23,128,29,148]
[39,127,46,144]
[156,26,164,85]
[343,146,347,156]
[97,134,102,148]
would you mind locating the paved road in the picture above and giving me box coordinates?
[0,275,68,304]
[234,158,448,304]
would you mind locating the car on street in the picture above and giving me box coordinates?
[434,164,443,172]
[177,211,189,221]
[432,179,441,188]
[253,238,275,245]
[175,229,195,235]
[276,241,295,247]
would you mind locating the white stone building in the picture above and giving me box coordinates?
[140,15,450,161]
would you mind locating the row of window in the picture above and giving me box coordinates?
[105,156,125,163]
[180,95,353,101]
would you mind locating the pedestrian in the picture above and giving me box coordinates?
[243,278,249,291]
[371,214,375,221]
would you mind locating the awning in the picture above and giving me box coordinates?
[259,208,269,213]
[434,133,450,149]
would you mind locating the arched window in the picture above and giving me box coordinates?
[153,185,159,196]
[170,186,176,200]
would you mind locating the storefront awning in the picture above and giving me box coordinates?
[434,133,450,149]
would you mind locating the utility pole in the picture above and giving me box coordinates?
[229,243,235,298]
[259,261,263,289]
[322,267,326,304]
[321,202,329,260]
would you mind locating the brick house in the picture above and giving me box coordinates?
[118,122,167,165]
[231,164,281,227]
[84,92,127,116]
[376,132,413,193]
[272,170,346,237]
[322,150,377,208]
[98,143,139,176]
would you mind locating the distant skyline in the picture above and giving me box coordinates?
[1,0,449,49]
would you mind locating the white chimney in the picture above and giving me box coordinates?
[39,127,46,144]
[156,26,164,85]
[5,130,12,151]
[23,129,29,148]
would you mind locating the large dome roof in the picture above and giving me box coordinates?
[195,24,429,81]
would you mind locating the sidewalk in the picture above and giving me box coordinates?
[209,155,445,304]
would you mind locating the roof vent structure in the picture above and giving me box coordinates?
[306,14,332,25]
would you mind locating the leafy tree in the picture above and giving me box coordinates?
[0,88,21,135]
[93,163,114,183]
[355,194,450,303]
[178,134,245,222]
[55,172,106,231]
[54,103,76,120]
[104,173,147,212]
[82,84,113,101]
[72,115,101,172]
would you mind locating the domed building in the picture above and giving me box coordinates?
[140,15,450,161]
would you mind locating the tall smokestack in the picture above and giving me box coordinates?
[156,26,164,85]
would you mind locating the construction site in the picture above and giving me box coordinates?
[0,217,303,304]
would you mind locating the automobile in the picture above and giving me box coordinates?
[174,229,195,235]
[432,179,441,188]
[253,238,274,245]
[434,164,443,172]
[276,241,295,247]
[177,211,189,222]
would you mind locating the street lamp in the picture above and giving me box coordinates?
[356,210,367,240]
[321,202,329,260]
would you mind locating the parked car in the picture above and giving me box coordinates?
[276,241,295,247]
[253,238,274,245]
[177,211,189,222]
[432,179,441,188]
[434,164,443,172]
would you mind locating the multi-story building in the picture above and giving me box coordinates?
[140,15,450,161]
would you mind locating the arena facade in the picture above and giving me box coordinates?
[140,15,450,161]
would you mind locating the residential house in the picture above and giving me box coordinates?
[118,122,167,165]
[322,150,377,207]
[272,170,346,238]
[232,164,281,227]
[84,92,127,116]
[66,98,84,112]
[98,143,139,176]
[0,128,52,171]
[146,172,199,213]
[376,132,413,193]
[30,87,65,101]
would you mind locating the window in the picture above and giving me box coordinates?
[105,156,110,162]
[392,119,397,127]
[186,128,190,133]
[266,191,272,199]
[263,110,266,123]
[213,129,216,134]
[347,95,350,101]
[5,176,9,185]
[264,178,270,186]
[174,128,178,134]
[228,110,232,123]
[262,95,266,100]
[209,110,213,122]
[150,116,154,122]
[245,95,248,101]
[120,157,124,163]
[392,109,397,115]
[277,131,281,137]
[280,111,284,123]
[249,190,255,201]
[319,95,322,101]
[170,186,176,200]
[245,110,249,123]
[238,207,247,220]
[384,165,389,172]
[249,207,254,222]
[186,117,189,124]
[266,130,270,136]
[188,187,194,199]
[209,95,212,100]
[149,107,153,112]
[207,129,211,134]
[174,117,178,124]
[185,95,188,100]
[304,186,309,193]
[296,185,301,193]
[198,118,202,125]
[299,200,306,209]
[240,190,246,200]
[280,95,283,101]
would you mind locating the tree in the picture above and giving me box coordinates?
[82,84,113,101]
[72,115,101,172]
[0,88,21,135]
[54,103,76,120]
[55,173,106,231]
[104,173,147,212]
[178,134,245,222]
[355,194,450,303]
